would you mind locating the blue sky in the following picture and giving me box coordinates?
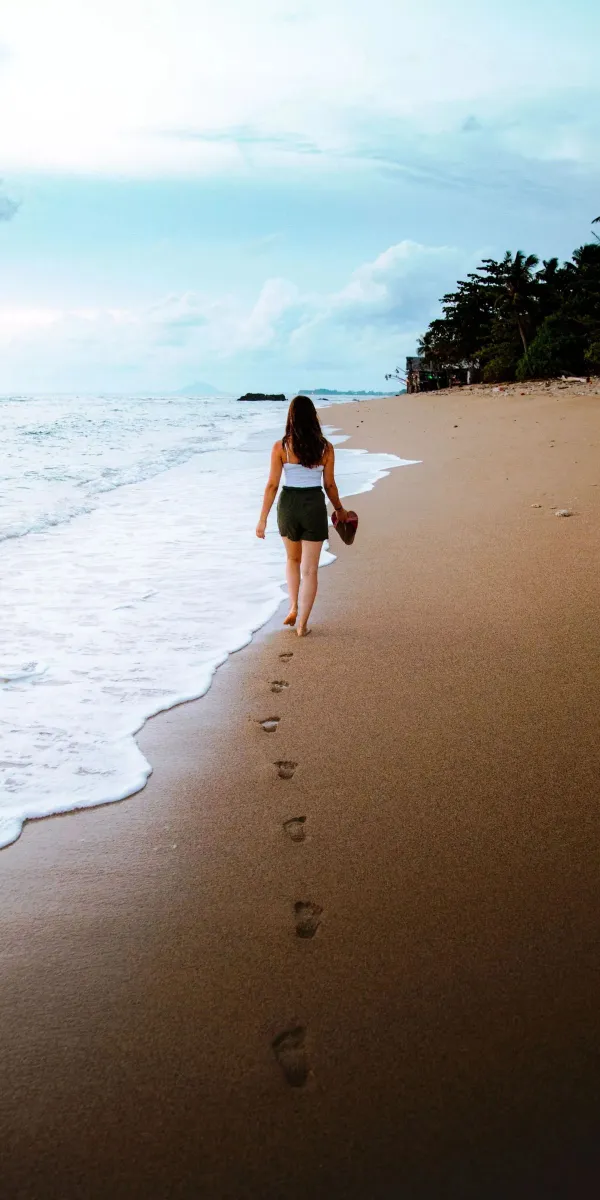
[0,0,599,393]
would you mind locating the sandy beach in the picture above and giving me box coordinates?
[2,386,600,1198]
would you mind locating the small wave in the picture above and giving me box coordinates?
[0,396,414,849]
[0,661,48,684]
[0,394,294,544]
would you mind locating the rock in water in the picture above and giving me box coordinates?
[237,392,287,402]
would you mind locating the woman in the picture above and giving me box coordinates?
[256,395,350,637]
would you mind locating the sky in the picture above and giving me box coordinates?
[0,0,599,394]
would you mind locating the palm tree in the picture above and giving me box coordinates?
[593,216,600,244]
[537,257,559,282]
[500,250,540,353]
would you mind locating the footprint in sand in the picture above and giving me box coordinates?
[279,652,293,663]
[276,760,298,779]
[294,900,322,938]
[271,680,290,694]
[260,717,280,733]
[283,816,306,842]
[272,1026,310,1087]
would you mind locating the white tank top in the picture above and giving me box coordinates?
[282,441,324,488]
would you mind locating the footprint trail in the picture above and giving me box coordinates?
[276,760,298,780]
[272,1026,310,1088]
[283,816,306,842]
[294,901,322,939]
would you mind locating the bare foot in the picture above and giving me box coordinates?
[283,610,298,627]
[296,625,311,638]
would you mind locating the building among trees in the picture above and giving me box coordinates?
[410,220,600,385]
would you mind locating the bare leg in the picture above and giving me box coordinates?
[297,540,324,636]
[282,537,302,625]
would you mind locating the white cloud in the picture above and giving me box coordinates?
[0,0,598,176]
[332,241,463,318]
[0,307,61,338]
[0,240,474,390]
[0,183,19,220]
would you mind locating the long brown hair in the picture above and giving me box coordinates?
[282,395,328,468]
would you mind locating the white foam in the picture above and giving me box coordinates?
[0,393,284,541]
[0,394,419,848]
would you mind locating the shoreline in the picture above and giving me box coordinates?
[0,402,400,850]
[2,388,600,1197]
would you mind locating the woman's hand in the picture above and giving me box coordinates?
[334,507,350,523]
[256,519,267,539]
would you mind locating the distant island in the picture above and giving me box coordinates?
[301,388,391,396]
[237,392,287,402]
[173,384,396,401]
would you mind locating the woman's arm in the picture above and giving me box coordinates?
[322,443,350,522]
[256,442,284,538]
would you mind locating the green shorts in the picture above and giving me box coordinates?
[277,486,329,542]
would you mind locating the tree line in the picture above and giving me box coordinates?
[416,217,600,382]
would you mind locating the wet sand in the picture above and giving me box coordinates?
[1,388,600,1198]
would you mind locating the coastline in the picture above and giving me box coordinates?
[2,388,600,1197]
[0,405,400,851]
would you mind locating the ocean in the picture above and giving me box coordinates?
[0,392,412,848]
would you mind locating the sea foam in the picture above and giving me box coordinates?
[0,394,418,847]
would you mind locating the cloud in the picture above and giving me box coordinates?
[0,0,599,176]
[0,239,475,390]
[165,126,324,157]
[334,241,465,320]
[0,307,59,338]
[0,183,19,220]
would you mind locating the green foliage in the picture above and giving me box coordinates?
[587,340,600,369]
[516,316,587,380]
[417,218,600,383]
[483,340,523,383]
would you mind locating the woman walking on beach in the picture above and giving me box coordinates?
[256,395,350,637]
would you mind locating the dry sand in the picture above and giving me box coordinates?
[1,387,600,1198]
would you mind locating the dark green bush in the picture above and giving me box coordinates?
[516,317,587,380]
